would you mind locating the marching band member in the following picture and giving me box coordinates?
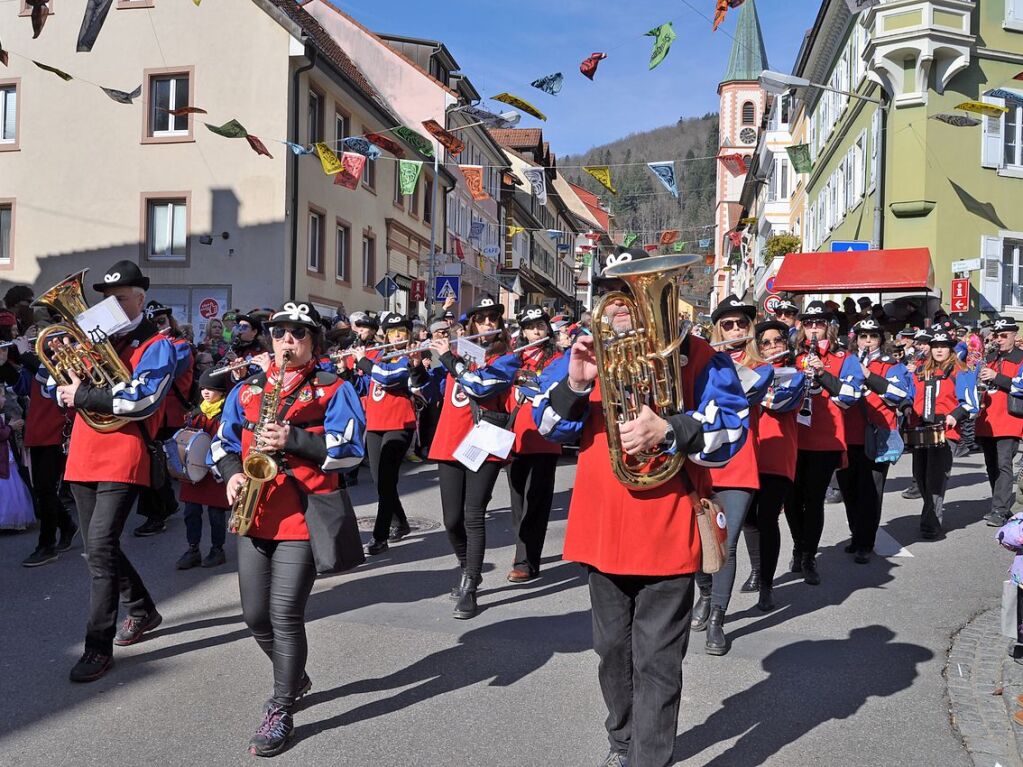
[504,304,564,583]
[748,320,804,611]
[211,301,365,757]
[421,295,518,620]
[835,318,913,563]
[787,300,864,585]
[532,248,749,767]
[176,369,231,570]
[692,296,772,656]
[773,298,800,341]
[908,329,977,539]
[976,317,1023,527]
[228,313,269,383]
[356,313,417,554]
[50,261,178,683]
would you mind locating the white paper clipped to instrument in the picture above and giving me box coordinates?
[75,296,131,340]
[453,421,516,471]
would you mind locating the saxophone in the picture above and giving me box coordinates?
[229,351,291,536]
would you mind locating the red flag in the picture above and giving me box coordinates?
[727,230,743,247]
[245,135,273,159]
[454,237,465,261]
[659,230,680,246]
[422,119,464,156]
[719,153,748,175]
[365,132,405,159]
[584,232,602,240]
[334,152,367,189]
[643,244,659,253]
[580,53,607,81]
[1014,71,1023,81]
[162,106,208,116]
[713,0,745,31]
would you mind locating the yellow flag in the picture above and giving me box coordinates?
[315,142,343,175]
[508,225,526,238]
[492,93,547,122]
[956,100,1008,117]
[583,165,617,195]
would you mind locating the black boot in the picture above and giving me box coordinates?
[449,570,481,600]
[705,607,728,656]
[690,591,712,631]
[789,550,802,573]
[757,586,775,612]
[801,554,821,585]
[740,569,761,593]
[453,574,478,620]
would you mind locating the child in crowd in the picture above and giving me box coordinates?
[176,370,231,569]
[0,385,35,530]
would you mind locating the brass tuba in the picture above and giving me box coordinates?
[33,269,134,433]
[592,254,699,489]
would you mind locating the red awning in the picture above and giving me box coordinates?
[772,248,934,294]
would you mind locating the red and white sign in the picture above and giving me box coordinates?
[765,276,777,293]
[950,278,969,313]
[763,293,782,315]
[410,279,426,302]
[199,298,220,319]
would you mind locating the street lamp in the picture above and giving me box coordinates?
[759,69,888,108]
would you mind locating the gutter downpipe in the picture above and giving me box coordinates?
[289,43,317,301]
[872,92,887,251]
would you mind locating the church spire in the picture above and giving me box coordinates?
[721,0,769,85]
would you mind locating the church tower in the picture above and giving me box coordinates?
[713,0,769,307]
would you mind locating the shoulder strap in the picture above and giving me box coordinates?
[277,369,319,423]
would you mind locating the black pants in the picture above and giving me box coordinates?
[836,444,890,552]
[589,567,695,767]
[695,488,753,611]
[750,474,792,588]
[786,450,842,559]
[30,445,74,549]
[137,448,179,523]
[979,437,1021,519]
[237,537,317,710]
[71,482,156,654]
[913,442,955,533]
[437,460,503,579]
[367,429,413,542]
[507,452,559,574]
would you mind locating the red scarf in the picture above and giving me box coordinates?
[266,360,317,398]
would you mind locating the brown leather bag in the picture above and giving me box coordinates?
[692,492,728,574]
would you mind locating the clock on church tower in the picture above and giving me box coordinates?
[739,127,758,145]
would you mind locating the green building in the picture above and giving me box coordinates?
[793,0,1023,319]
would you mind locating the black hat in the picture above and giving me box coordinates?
[266,301,322,331]
[711,295,756,325]
[897,327,917,339]
[755,319,789,337]
[144,300,171,320]
[382,313,413,332]
[928,329,956,347]
[197,368,230,393]
[857,297,873,308]
[774,299,798,315]
[993,316,1020,333]
[913,328,933,343]
[234,313,262,332]
[595,246,653,286]
[800,300,832,321]
[443,310,456,320]
[352,312,379,330]
[3,285,33,307]
[91,260,150,292]
[517,304,551,327]
[853,317,884,337]
[467,294,504,318]
[980,318,994,329]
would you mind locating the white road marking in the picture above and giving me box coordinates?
[875,528,914,558]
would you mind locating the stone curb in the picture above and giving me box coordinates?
[947,607,1023,767]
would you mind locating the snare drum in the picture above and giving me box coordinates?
[904,423,946,449]
[165,428,212,482]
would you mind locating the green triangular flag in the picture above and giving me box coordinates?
[623,232,638,248]
[33,60,72,81]
[204,119,248,139]
[393,126,434,158]
[399,160,424,195]
[673,240,685,252]
[786,144,813,174]
[645,23,677,70]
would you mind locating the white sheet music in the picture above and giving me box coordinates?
[75,296,131,341]
[456,337,486,367]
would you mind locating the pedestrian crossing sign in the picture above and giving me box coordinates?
[434,275,460,302]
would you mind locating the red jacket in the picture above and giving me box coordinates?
[162,336,194,432]
[508,349,563,456]
[795,349,853,453]
[178,405,229,509]
[910,366,968,442]
[842,356,902,447]
[758,406,798,480]
[23,369,69,448]
[976,349,1023,439]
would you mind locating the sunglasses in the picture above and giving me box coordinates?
[270,326,309,340]
[995,331,1015,339]
[804,320,828,328]
[719,318,751,331]
[759,335,785,347]
[236,322,253,331]
[154,316,169,326]
[777,310,797,317]
[472,312,501,323]
[857,332,880,339]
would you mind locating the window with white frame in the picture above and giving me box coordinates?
[0,85,16,144]
[147,199,187,260]
[361,140,375,188]
[149,74,189,136]
[335,223,350,282]
[869,110,880,191]
[836,163,847,220]
[1006,0,1023,30]
[308,90,323,145]
[361,235,375,287]
[335,112,347,152]
[845,149,856,210]
[1003,237,1023,309]
[854,132,866,200]
[307,210,323,272]
[0,203,11,263]
[1004,103,1022,168]
[393,164,404,205]
[769,157,789,201]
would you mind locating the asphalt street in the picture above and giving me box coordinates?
[0,450,1010,766]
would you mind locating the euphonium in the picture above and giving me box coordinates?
[229,350,291,536]
[33,269,134,433]
[592,254,699,489]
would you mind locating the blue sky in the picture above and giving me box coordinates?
[328,0,823,155]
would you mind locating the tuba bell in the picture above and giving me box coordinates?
[33,269,134,433]
[593,253,699,489]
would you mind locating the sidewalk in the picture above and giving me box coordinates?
[947,607,1023,767]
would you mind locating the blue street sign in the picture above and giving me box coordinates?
[831,241,871,252]
[375,276,399,298]
[434,275,461,302]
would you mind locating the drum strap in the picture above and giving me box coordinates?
[923,379,939,423]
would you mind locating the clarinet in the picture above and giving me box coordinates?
[799,338,821,419]
[978,341,1000,410]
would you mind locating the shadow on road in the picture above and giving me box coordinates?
[674,625,932,766]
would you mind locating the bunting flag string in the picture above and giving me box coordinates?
[530,72,564,96]
[0,37,7,67]
[206,119,249,139]
[28,0,48,39]
[583,165,617,195]
[164,106,208,116]
[718,152,747,176]
[492,92,547,121]
[673,240,686,252]
[647,161,679,198]
[342,136,382,160]
[315,142,344,175]
[100,84,142,105]
[460,165,489,201]
[645,22,677,70]
[955,100,1008,117]
[78,0,114,53]
[392,126,434,158]
[398,159,424,195]
[33,60,72,81]
[521,167,548,205]
[334,152,366,189]
[659,230,680,246]
[698,238,713,248]
[246,135,273,159]
[713,0,746,31]
[985,88,1023,105]
[281,141,316,156]
[469,221,486,239]
[622,232,639,248]
[786,144,812,174]
[508,225,526,239]
[580,53,607,81]
[364,132,405,159]
[422,119,464,156]
[931,114,981,128]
